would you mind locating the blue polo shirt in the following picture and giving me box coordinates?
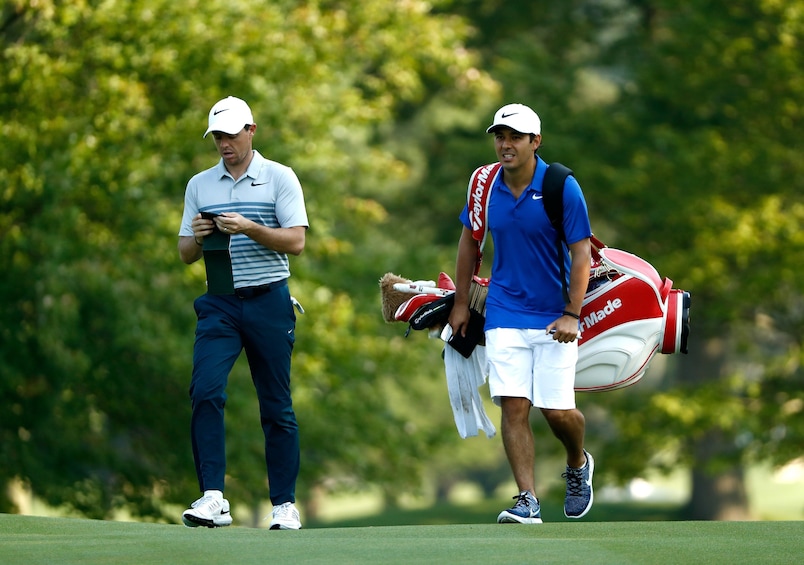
[460,156,592,329]
[179,150,309,289]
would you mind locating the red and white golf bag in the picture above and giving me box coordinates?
[576,236,690,391]
[382,237,690,438]
[384,235,690,393]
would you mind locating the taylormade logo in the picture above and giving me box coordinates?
[580,298,623,332]
[412,301,449,327]
[469,164,496,232]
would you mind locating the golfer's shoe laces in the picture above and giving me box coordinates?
[182,495,233,528]
[496,490,543,524]
[268,501,302,530]
[563,449,595,519]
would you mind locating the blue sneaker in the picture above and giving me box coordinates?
[497,491,543,524]
[563,449,594,518]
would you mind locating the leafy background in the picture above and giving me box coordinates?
[1,0,801,524]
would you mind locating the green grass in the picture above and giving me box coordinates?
[308,498,685,528]
[3,513,802,565]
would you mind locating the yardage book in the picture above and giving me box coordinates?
[202,230,234,295]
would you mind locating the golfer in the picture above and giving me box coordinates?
[177,96,308,530]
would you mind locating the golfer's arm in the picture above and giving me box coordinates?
[244,224,306,256]
[179,236,203,264]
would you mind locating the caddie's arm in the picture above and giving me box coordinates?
[548,237,592,342]
[448,226,479,337]
[567,237,592,315]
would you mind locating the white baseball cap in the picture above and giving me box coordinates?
[203,96,255,138]
[486,103,541,135]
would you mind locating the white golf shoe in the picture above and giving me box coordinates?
[182,495,233,528]
[268,501,302,530]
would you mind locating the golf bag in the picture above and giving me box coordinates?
[574,237,690,391]
[383,234,690,392]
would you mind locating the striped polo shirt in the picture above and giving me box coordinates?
[179,150,309,289]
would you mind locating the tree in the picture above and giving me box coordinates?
[563,0,804,519]
[0,0,496,521]
[410,0,803,518]
[4,0,800,524]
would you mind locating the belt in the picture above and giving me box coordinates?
[234,279,287,299]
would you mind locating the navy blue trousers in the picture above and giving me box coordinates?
[189,285,299,505]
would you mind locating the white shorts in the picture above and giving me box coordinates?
[486,328,578,409]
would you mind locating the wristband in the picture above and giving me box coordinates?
[562,310,580,320]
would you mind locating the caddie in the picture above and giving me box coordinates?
[447,103,595,524]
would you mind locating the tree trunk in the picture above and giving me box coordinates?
[678,336,752,520]
[685,428,751,520]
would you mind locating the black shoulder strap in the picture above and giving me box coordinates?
[542,162,573,303]
[543,162,573,239]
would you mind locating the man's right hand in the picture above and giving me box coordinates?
[448,303,471,338]
[192,213,217,240]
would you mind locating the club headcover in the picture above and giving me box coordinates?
[408,293,455,331]
[394,293,444,323]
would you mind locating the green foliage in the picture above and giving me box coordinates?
[2,0,802,522]
[0,0,494,519]
[558,0,804,497]
[578,0,804,328]
[425,0,803,514]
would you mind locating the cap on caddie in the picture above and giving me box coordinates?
[486,103,541,135]
[203,96,254,138]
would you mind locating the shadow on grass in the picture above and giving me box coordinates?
[307,498,685,529]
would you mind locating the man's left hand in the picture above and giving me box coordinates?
[215,212,248,235]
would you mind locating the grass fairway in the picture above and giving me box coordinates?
[2,514,801,565]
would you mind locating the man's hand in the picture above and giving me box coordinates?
[214,212,250,235]
[546,314,582,343]
[448,303,471,338]
[192,213,218,241]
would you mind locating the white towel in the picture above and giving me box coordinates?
[440,326,496,439]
